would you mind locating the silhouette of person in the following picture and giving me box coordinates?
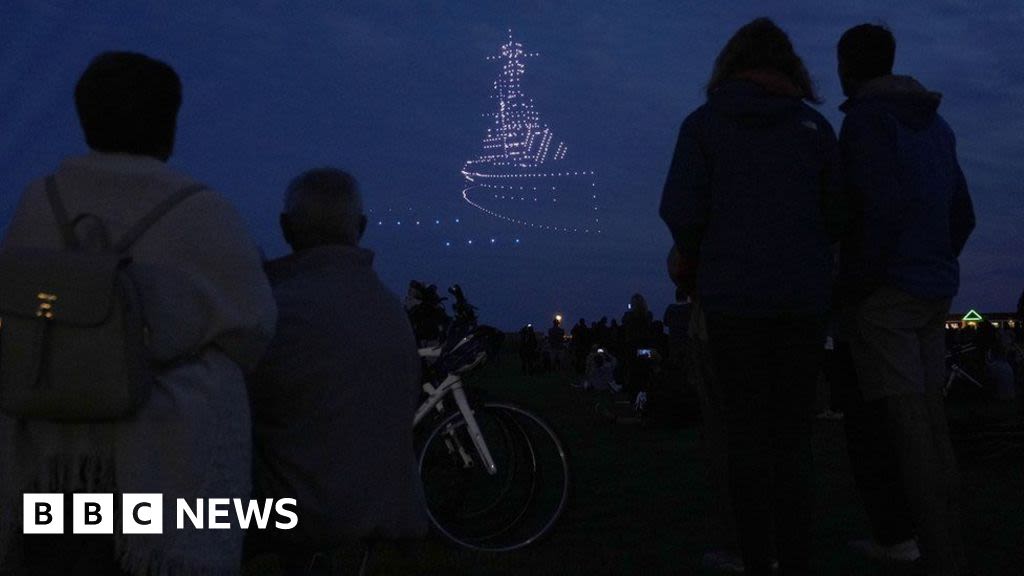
[1017,287,1024,326]
[835,23,974,574]
[660,18,847,575]
[519,324,539,374]
[571,319,591,374]
[247,168,427,570]
[548,318,566,369]
[0,51,276,575]
[247,167,428,569]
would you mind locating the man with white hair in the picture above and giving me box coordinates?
[247,168,427,569]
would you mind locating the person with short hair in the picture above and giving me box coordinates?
[835,23,974,576]
[0,51,276,575]
[247,168,427,570]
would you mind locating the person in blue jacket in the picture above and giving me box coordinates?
[835,24,974,576]
[659,18,846,576]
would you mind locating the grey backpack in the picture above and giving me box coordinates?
[0,176,203,421]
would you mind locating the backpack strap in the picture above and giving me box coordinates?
[45,176,81,249]
[112,183,206,254]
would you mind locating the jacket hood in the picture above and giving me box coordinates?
[708,78,806,127]
[704,78,806,126]
[840,75,942,129]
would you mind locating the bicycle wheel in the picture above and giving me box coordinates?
[419,402,570,552]
[419,405,524,530]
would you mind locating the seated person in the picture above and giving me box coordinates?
[247,168,427,566]
[584,347,621,392]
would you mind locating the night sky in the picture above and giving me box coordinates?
[3,1,1021,330]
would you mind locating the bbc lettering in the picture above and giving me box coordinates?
[23,494,297,534]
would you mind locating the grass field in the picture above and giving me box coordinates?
[296,351,1024,575]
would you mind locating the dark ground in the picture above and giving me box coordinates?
[251,349,1024,575]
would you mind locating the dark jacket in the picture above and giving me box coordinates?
[660,79,845,317]
[838,75,975,302]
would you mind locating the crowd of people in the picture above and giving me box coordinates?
[515,293,672,392]
[0,13,1014,576]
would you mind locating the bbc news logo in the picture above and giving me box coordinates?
[23,494,297,534]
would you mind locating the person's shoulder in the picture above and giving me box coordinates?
[155,174,247,228]
[166,177,233,213]
[839,102,896,141]
[370,280,418,343]
[795,104,837,139]
[930,112,957,143]
[15,175,48,204]
[677,104,715,138]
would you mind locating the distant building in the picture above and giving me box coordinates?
[945,309,1017,330]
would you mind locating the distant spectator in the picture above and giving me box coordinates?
[519,324,539,374]
[592,317,609,348]
[622,293,654,346]
[1018,288,1024,324]
[1016,288,1024,344]
[584,347,621,392]
[548,318,566,369]
[248,168,427,570]
[608,319,622,346]
[571,319,592,374]
[0,52,276,575]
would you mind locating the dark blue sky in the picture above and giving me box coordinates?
[3,1,1021,329]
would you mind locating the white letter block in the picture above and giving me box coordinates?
[72,493,113,534]
[123,494,163,534]
[23,494,63,534]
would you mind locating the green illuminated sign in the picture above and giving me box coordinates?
[961,310,983,322]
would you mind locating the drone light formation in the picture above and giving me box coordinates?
[367,30,600,248]
[460,30,601,235]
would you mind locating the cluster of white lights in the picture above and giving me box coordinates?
[462,170,595,181]
[444,238,522,247]
[374,217,454,227]
[459,30,599,234]
[463,186,601,234]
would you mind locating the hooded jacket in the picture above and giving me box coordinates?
[660,78,845,317]
[838,75,975,302]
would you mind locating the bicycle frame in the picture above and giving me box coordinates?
[414,372,498,476]
[944,345,984,396]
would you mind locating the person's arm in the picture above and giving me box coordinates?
[145,189,277,372]
[659,111,711,266]
[949,161,975,257]
[839,111,904,287]
[1,179,61,250]
[666,245,696,297]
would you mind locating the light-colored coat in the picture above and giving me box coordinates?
[0,152,276,575]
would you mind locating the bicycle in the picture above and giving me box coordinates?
[944,343,984,397]
[412,288,570,552]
